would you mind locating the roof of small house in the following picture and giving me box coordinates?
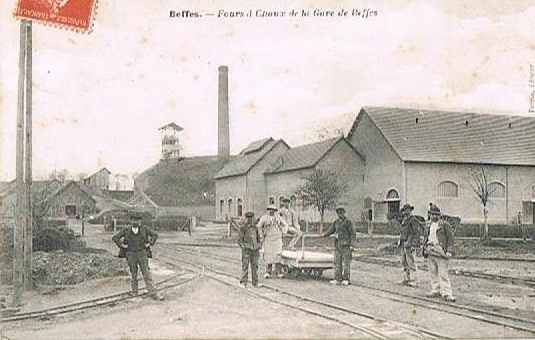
[158,122,184,131]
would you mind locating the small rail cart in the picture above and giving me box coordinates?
[280,234,333,278]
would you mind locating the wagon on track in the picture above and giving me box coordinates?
[279,234,333,278]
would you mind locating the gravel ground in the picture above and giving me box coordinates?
[1,223,534,339]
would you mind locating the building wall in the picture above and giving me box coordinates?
[47,184,97,218]
[347,113,404,221]
[264,140,366,223]
[247,141,291,216]
[405,162,535,224]
[215,176,246,220]
[89,170,110,191]
[215,141,290,221]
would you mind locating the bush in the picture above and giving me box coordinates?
[0,222,14,283]
[33,226,76,252]
[456,224,535,239]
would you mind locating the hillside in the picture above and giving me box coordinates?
[135,156,231,206]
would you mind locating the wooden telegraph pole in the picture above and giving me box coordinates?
[12,19,33,306]
[12,19,28,307]
[24,20,33,292]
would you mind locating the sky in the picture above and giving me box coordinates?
[1,0,535,182]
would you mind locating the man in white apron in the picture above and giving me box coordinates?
[257,204,288,278]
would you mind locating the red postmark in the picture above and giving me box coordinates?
[14,0,97,32]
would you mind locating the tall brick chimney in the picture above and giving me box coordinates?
[218,65,230,158]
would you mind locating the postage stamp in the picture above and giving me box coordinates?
[13,0,98,32]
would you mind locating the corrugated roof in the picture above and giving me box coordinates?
[351,107,535,165]
[268,137,342,173]
[215,138,287,179]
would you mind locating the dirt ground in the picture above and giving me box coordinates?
[1,223,534,339]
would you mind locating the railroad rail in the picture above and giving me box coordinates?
[0,269,198,323]
[159,248,446,339]
[170,241,535,287]
[165,243,535,336]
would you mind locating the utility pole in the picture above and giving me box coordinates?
[24,20,33,292]
[12,19,28,307]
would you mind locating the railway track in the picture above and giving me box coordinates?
[170,242,535,288]
[165,243,535,336]
[159,247,446,339]
[0,268,198,323]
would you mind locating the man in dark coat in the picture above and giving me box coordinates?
[398,203,421,287]
[238,211,263,287]
[112,213,164,300]
[322,206,357,286]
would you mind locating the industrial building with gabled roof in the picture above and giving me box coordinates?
[346,106,535,224]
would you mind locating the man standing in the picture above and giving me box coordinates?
[238,211,263,287]
[322,206,357,286]
[257,204,288,278]
[398,203,421,287]
[279,197,303,250]
[422,204,456,302]
[112,213,164,300]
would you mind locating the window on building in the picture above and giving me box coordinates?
[488,182,505,199]
[269,197,275,205]
[531,185,535,199]
[386,189,399,200]
[437,181,458,198]
[278,196,285,208]
[227,199,233,215]
[219,200,224,215]
[237,198,243,217]
[65,204,77,217]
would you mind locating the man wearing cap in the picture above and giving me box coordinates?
[279,197,303,251]
[257,204,288,278]
[422,204,456,302]
[322,206,357,286]
[238,211,263,287]
[112,213,164,300]
[398,203,421,287]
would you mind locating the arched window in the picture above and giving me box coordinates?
[437,181,458,198]
[227,198,234,215]
[386,189,399,200]
[278,196,285,208]
[269,197,275,205]
[488,182,505,199]
[237,198,243,217]
[219,199,224,215]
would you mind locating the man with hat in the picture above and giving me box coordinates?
[237,211,263,287]
[398,203,422,287]
[112,212,164,300]
[257,204,288,278]
[279,197,303,250]
[422,204,456,302]
[322,206,357,286]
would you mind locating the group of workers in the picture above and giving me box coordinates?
[110,200,456,303]
[238,200,457,302]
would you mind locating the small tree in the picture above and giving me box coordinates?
[294,168,346,233]
[467,166,497,240]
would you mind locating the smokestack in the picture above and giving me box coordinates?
[218,65,230,158]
